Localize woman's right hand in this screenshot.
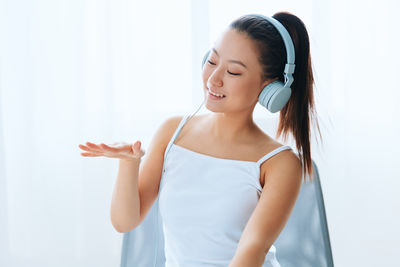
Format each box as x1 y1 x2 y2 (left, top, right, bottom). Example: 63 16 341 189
78 141 145 161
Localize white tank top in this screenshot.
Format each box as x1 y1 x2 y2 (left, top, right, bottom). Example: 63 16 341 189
159 114 292 267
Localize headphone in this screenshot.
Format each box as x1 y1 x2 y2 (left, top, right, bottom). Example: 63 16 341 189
202 14 296 113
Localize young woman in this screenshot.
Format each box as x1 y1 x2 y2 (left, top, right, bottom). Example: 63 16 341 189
79 11 321 267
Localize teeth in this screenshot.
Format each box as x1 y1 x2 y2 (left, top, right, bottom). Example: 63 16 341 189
209 90 224 97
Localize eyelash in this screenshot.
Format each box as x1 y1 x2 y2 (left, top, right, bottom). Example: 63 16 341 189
207 60 241 76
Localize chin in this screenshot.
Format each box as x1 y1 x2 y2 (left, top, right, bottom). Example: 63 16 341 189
204 99 224 113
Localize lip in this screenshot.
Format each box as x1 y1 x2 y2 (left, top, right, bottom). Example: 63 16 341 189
207 88 226 97
207 88 226 100
208 90 225 100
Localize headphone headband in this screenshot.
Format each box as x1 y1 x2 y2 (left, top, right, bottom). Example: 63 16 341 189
247 14 296 87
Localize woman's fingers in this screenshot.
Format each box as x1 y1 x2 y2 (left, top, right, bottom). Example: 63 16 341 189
79 144 94 152
99 143 119 153
81 152 104 157
85 142 104 152
79 143 103 154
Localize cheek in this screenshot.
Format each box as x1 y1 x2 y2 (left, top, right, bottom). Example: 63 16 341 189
230 80 258 97
231 84 261 106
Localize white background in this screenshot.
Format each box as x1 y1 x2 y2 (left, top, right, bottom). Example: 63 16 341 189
0 0 399 266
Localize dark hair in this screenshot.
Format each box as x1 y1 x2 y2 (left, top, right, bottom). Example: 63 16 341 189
229 11 322 182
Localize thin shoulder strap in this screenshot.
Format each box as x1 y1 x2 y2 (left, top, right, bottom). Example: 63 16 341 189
170 114 191 144
164 114 191 158
156 114 190 265
256 145 293 166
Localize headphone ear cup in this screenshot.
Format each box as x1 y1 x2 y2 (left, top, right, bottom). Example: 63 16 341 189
269 86 292 113
258 81 283 109
258 80 292 113
202 50 211 69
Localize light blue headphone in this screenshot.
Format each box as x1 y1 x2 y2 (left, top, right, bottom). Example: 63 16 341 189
202 14 296 113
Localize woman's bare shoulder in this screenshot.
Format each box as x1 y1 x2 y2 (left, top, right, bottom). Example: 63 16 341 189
153 115 185 148
159 114 206 145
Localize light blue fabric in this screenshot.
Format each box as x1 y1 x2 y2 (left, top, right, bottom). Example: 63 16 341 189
273 160 335 267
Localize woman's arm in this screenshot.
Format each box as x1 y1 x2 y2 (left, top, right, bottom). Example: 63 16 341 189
110 116 184 233
110 158 141 233
229 150 303 267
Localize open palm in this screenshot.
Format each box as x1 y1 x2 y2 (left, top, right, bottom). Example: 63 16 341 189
78 141 145 161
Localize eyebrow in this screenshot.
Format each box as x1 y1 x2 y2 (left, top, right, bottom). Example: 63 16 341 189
212 48 248 69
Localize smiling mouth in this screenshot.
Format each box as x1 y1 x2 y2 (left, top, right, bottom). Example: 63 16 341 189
207 88 226 98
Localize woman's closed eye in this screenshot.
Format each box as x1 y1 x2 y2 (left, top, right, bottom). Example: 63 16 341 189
207 60 241 76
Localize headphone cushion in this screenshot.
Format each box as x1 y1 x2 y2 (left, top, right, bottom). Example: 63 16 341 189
268 86 292 113
202 50 211 68
258 81 283 107
258 80 292 113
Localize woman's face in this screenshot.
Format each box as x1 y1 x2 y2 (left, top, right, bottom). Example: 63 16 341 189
202 28 271 113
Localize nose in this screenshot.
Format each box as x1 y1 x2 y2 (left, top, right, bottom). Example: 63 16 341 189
207 68 223 88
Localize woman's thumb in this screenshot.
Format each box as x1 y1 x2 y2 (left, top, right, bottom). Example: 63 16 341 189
133 140 145 155
132 141 140 151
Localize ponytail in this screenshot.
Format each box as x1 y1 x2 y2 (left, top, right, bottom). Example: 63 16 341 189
229 11 322 182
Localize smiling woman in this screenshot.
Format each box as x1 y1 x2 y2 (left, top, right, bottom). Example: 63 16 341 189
157 11 320 267
80 10 321 267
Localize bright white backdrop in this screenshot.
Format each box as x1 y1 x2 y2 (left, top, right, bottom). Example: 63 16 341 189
0 0 399 266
